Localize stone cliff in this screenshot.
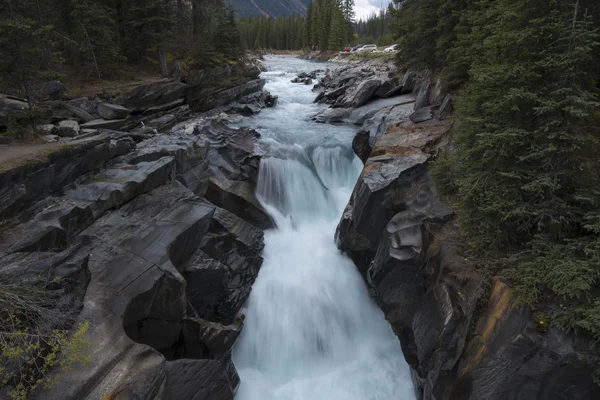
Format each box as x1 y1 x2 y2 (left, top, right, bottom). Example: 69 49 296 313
318 60 600 400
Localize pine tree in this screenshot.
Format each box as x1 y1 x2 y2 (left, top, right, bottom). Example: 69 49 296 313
328 1 346 51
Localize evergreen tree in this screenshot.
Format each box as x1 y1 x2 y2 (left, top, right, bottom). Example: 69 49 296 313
328 1 346 51
430 0 600 339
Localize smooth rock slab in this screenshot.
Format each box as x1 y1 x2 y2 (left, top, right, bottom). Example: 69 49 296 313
97 102 130 120
81 118 127 131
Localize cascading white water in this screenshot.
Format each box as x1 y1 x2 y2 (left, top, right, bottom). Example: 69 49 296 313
232 56 415 400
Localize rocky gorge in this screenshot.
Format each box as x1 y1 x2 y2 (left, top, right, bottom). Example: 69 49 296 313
313 58 600 399
0 56 276 399
1 52 598 400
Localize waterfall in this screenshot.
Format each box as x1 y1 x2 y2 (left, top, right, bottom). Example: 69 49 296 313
232 55 414 400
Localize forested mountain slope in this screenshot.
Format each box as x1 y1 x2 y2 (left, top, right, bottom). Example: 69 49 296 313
226 0 310 17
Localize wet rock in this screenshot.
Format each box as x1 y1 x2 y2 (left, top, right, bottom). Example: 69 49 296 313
57 120 80 137
163 359 235 400
314 107 352 124
97 102 130 120
336 118 454 274
184 206 264 324
198 121 272 229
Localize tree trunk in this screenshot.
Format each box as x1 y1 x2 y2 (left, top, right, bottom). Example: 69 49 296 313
158 48 169 78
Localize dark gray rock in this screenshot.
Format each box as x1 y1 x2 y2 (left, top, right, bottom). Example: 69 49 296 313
448 279 600 400
0 133 134 221
81 118 127 131
163 360 234 400
335 79 381 108
314 108 352 124
118 80 186 113
64 98 100 115
60 102 95 122
197 122 272 229
0 96 28 127
97 102 130 120
57 120 80 137
336 118 454 274
34 80 67 101
409 106 434 123
143 98 185 115
437 94 454 120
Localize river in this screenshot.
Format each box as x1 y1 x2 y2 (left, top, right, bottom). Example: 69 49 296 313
231 55 414 400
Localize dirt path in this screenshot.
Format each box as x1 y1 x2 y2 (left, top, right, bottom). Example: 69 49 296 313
0 143 59 170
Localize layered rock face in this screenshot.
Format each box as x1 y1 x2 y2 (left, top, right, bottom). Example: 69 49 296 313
330 64 600 399
0 118 270 399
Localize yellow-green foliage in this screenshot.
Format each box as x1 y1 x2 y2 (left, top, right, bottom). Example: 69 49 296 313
0 285 90 399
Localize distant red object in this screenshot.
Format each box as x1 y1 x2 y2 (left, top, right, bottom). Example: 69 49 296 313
343 46 352 52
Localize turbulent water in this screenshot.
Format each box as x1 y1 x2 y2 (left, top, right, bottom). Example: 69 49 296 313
232 56 414 400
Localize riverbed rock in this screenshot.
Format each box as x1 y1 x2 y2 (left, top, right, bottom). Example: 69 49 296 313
335 79 382 108
97 102 130 120
197 121 273 229
336 117 454 273
1 115 267 398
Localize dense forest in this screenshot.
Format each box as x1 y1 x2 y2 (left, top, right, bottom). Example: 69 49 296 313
238 0 355 51
225 0 311 17
390 0 600 342
0 0 240 103
354 8 393 46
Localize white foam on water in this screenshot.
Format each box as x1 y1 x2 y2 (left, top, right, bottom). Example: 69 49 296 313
232 55 415 400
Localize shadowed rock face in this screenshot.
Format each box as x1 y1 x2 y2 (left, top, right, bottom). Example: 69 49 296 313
334 64 600 399
0 120 268 400
336 118 454 275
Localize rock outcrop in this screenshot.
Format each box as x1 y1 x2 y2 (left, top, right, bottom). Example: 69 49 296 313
0 118 268 399
332 63 600 399
314 59 401 108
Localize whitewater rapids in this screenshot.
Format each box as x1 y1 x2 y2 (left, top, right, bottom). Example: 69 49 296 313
232 55 414 400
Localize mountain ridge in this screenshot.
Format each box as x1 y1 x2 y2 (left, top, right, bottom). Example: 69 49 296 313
225 0 310 17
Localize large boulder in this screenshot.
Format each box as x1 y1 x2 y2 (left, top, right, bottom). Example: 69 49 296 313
0 96 28 127
33 80 67 101
56 120 80 137
335 79 382 108
197 121 273 229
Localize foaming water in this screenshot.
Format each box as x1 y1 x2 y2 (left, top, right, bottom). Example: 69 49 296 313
232 55 414 400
